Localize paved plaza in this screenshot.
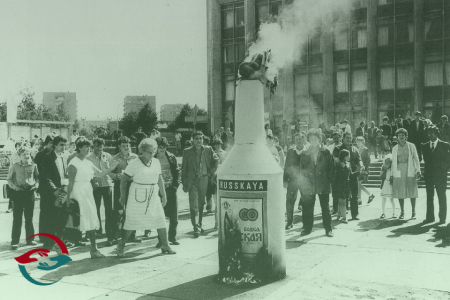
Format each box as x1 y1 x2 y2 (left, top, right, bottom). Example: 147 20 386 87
0 187 449 300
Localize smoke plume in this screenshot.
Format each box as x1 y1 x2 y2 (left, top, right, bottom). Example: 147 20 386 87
246 0 353 82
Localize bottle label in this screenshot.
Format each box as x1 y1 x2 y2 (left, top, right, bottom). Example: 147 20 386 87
218 180 267 192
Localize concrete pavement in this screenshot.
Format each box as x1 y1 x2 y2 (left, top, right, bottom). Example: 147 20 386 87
0 187 449 300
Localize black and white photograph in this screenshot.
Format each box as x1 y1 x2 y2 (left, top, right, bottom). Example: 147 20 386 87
0 0 450 299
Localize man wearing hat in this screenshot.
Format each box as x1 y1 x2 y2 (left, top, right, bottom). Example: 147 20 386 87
438 115 450 143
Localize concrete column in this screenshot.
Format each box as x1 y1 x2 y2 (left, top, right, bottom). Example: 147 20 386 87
367 0 378 123
322 30 334 128
414 0 424 113
207 0 223 134
245 0 256 45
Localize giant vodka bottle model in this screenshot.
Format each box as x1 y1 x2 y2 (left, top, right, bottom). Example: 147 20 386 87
217 80 286 282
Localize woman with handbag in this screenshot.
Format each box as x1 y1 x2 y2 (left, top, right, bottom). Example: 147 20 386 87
356 136 375 204
65 137 118 258
116 138 175 257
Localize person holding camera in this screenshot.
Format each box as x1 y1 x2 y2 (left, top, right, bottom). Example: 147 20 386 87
7 146 39 250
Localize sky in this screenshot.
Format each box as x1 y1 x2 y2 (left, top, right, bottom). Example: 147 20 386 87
0 0 207 120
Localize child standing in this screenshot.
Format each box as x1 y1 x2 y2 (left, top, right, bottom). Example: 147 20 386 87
7 146 39 250
332 149 351 224
376 129 384 162
380 155 395 219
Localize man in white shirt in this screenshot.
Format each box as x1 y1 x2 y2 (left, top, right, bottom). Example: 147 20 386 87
327 131 342 158
284 132 306 229
340 120 352 134
70 130 79 143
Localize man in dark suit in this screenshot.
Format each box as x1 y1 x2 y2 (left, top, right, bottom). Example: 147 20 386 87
284 132 306 230
392 116 409 136
438 115 450 143
40 136 68 250
300 129 335 237
380 116 392 140
409 111 426 162
355 121 367 138
367 121 378 159
422 126 450 225
181 131 219 237
34 135 54 242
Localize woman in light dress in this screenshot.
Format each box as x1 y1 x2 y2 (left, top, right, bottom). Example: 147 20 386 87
116 138 175 257
65 137 118 258
391 128 421 220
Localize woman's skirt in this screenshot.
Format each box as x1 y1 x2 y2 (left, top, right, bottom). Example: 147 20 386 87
392 162 418 199
70 181 100 232
124 182 166 230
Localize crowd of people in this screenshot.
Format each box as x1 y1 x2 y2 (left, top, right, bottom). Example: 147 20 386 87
5 127 231 257
281 111 450 240
5 110 450 256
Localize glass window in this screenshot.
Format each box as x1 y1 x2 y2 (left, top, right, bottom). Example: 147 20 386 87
352 69 367 91
310 73 323 94
336 70 349 92
379 67 394 90
235 43 245 64
270 1 282 16
294 74 309 97
310 33 322 53
335 29 349 50
378 26 393 46
223 45 234 64
235 7 244 27
397 65 414 88
256 4 269 24
425 62 443 86
378 0 393 4
225 76 236 101
352 28 367 48
445 62 450 85
425 18 443 40
223 10 234 29
396 22 414 43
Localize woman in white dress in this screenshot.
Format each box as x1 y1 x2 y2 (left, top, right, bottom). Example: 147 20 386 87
65 137 118 258
117 138 175 257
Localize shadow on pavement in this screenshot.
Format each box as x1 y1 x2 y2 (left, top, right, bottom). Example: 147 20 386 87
386 223 435 238
356 218 406 231
429 226 450 248
40 247 164 281
135 275 257 300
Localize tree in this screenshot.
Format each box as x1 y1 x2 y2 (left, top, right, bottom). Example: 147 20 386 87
119 112 138 137
119 104 158 137
14 87 71 124
73 119 80 131
17 88 39 121
79 126 94 139
168 104 207 132
136 103 158 134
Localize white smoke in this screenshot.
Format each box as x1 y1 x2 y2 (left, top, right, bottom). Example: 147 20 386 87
246 0 353 82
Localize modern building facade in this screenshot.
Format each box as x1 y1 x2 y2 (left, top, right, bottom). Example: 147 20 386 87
207 0 450 133
160 104 184 122
124 95 156 115
42 92 77 122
